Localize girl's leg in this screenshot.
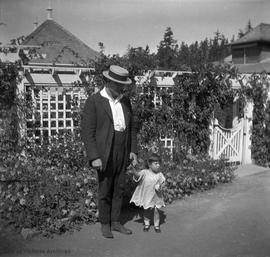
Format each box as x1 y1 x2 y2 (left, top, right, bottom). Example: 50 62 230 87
154 207 160 227
143 208 152 231
154 207 161 232
143 208 151 226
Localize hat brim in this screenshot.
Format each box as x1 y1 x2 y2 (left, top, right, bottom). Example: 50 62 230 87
102 70 132 85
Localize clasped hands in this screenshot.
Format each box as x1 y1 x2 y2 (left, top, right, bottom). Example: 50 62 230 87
154 183 165 193
91 152 138 172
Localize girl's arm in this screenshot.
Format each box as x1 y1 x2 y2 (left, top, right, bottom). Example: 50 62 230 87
127 165 145 182
127 164 141 179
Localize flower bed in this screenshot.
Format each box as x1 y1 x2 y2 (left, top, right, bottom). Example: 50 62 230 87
162 155 235 203
0 133 98 237
0 134 235 237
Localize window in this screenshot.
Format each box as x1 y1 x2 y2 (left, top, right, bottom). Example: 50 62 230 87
232 49 244 64
246 47 259 63
25 85 87 141
160 135 174 155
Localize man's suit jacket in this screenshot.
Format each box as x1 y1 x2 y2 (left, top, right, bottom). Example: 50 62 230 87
81 91 137 171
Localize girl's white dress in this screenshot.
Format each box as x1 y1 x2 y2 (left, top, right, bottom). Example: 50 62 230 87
130 169 166 209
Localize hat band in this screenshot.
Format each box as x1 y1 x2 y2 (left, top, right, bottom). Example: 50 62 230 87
108 70 127 82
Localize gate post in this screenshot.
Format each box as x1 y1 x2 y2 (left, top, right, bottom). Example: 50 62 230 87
209 118 218 159
208 118 214 159
242 101 253 164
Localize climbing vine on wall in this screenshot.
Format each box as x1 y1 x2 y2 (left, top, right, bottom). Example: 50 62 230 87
0 62 22 154
132 63 239 160
240 72 270 166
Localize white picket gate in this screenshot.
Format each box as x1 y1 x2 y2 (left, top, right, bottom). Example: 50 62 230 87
211 119 244 163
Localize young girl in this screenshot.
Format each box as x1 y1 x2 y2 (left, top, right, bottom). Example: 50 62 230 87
129 153 166 233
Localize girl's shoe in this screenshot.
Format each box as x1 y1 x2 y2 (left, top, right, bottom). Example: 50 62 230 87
154 226 161 233
143 224 150 232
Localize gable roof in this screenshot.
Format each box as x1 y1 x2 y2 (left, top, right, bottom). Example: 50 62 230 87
231 23 270 46
22 19 99 66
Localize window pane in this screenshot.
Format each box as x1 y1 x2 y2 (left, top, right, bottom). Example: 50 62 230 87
51 103 56 109
51 121 56 127
35 130 41 137
43 130 48 137
51 112 56 119
50 95 56 102
59 112 64 118
43 103 48 110
43 121 48 128
66 120 71 127
66 95 71 109
58 120 64 127
58 94 63 101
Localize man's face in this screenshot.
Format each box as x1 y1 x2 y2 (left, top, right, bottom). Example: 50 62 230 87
107 81 126 98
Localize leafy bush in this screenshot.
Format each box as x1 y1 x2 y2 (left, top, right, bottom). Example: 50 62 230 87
0 131 235 237
0 132 98 237
162 154 235 203
238 72 270 166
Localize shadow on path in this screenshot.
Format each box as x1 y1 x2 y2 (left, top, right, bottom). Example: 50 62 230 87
120 204 167 227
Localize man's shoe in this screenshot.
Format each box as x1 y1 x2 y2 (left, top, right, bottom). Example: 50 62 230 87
111 222 132 235
101 224 114 238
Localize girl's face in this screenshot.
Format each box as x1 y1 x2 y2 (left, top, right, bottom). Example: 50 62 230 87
149 161 160 173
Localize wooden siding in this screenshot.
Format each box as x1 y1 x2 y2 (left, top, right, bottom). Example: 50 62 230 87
245 47 260 63
232 48 244 64
260 45 270 61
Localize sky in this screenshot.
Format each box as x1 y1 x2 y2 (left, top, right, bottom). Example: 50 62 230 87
0 0 269 56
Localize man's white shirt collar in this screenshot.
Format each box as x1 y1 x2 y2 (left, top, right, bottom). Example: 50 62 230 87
100 87 123 103
100 87 126 131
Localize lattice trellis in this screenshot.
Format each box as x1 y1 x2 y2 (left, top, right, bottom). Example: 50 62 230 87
25 84 87 140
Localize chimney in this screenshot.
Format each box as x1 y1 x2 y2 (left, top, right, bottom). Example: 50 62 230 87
47 0 53 20
33 18 38 30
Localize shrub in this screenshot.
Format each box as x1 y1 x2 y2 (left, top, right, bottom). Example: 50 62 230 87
162 154 235 204
1 132 235 237
0 132 98 237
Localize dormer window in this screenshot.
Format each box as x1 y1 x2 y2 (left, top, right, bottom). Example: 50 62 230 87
232 44 260 64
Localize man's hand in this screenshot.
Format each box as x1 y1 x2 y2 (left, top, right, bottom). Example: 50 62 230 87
129 152 138 167
91 158 103 171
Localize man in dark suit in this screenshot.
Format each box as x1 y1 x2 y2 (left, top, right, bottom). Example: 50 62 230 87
81 65 138 238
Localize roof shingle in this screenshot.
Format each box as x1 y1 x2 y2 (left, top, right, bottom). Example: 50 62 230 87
22 19 99 66
231 23 270 46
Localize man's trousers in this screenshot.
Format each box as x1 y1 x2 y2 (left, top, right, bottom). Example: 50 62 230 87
97 130 127 224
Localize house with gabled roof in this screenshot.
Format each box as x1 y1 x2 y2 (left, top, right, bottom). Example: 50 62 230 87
2 6 100 141
229 23 270 73
21 17 98 66
213 23 270 165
